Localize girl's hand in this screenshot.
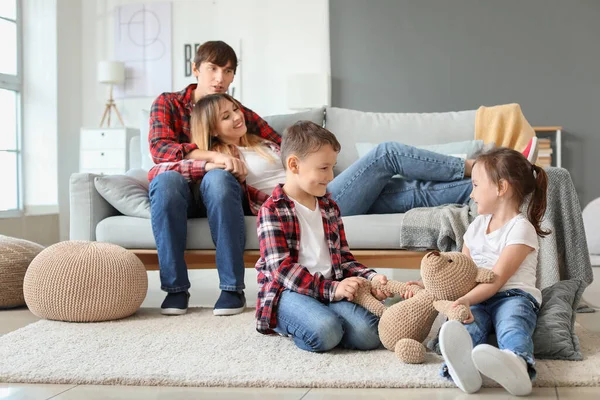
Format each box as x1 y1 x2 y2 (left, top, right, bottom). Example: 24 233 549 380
399 280 424 299
370 274 392 300
452 297 474 324
333 277 365 302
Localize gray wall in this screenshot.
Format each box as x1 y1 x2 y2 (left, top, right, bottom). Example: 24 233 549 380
330 0 600 207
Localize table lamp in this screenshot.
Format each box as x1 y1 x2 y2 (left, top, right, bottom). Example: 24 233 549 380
98 61 125 127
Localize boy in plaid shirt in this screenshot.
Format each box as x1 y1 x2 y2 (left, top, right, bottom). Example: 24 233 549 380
255 121 392 352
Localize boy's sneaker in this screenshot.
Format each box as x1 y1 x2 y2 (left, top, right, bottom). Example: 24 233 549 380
522 136 539 164
213 290 246 316
161 291 190 316
471 344 532 396
439 320 482 394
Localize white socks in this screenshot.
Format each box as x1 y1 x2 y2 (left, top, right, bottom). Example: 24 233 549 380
439 320 533 396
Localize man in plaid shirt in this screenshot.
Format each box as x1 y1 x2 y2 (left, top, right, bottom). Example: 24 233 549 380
148 41 278 316
255 121 392 352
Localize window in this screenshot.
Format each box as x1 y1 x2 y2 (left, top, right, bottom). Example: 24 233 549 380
0 0 22 214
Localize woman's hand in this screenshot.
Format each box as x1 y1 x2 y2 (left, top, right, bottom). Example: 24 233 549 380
333 277 365 302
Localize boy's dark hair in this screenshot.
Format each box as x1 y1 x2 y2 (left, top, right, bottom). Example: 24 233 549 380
281 121 341 169
194 41 238 73
475 147 550 237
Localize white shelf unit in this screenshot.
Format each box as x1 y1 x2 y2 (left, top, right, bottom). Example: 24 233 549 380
80 127 140 174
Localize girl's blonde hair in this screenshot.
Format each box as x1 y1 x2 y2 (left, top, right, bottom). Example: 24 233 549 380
475 147 550 237
190 93 275 161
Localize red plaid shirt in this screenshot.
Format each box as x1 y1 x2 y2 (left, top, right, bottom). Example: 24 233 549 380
147 84 282 215
255 185 377 334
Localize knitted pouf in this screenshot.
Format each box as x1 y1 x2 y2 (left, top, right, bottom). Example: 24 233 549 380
23 241 148 322
0 235 45 309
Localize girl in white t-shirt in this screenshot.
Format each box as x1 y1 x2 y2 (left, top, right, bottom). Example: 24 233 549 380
438 147 549 396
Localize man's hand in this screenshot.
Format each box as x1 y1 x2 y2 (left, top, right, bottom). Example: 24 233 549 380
333 277 366 302
208 153 248 183
370 274 392 301
223 157 248 183
205 162 225 172
452 297 474 324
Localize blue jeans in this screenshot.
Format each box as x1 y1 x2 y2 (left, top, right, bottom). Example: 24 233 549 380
327 142 473 216
441 289 540 380
273 290 381 352
149 170 246 293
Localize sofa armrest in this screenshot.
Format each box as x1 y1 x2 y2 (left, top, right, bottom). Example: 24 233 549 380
69 173 120 241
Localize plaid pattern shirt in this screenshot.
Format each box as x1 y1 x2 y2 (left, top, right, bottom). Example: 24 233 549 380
147 84 281 215
255 185 377 334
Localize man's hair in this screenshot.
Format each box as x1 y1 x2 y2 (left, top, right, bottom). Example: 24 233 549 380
281 121 341 169
194 41 238 73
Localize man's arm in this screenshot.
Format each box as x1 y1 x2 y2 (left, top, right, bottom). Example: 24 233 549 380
148 94 200 163
257 204 339 301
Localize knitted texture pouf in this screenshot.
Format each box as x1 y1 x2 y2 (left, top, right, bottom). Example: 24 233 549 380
23 241 148 322
0 235 45 309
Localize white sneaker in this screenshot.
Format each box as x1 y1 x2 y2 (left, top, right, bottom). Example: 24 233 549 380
439 320 482 394
471 344 532 396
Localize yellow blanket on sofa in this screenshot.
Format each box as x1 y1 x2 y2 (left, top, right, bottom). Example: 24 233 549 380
475 103 535 151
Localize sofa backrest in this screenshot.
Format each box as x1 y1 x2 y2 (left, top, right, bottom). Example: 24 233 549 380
134 106 477 174
324 107 477 173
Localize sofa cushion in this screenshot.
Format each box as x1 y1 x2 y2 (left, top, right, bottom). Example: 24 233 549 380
325 107 477 173
94 172 151 219
96 213 406 250
263 107 325 135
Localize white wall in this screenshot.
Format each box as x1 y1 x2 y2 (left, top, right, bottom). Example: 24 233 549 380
81 0 331 131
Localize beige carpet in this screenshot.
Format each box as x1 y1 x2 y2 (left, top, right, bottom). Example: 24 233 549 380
1 308 599 388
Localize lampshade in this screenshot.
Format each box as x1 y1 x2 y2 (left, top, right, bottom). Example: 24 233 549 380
287 73 331 110
97 61 125 84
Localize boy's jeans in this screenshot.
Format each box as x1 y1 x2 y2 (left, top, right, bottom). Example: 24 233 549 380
149 170 246 293
441 289 540 380
327 142 473 216
273 290 381 352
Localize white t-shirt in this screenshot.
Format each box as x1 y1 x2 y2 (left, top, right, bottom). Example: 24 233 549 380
290 197 333 279
237 146 286 195
464 214 542 305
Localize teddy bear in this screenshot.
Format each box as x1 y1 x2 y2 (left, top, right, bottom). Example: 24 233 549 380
352 251 495 364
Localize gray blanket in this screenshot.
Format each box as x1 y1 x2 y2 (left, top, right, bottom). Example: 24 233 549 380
399 167 593 291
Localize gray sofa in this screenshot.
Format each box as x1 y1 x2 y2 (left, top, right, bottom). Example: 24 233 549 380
69 106 477 262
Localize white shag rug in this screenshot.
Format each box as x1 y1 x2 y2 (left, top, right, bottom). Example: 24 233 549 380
1 308 599 388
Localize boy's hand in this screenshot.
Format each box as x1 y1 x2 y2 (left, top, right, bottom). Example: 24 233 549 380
452 297 474 324
333 277 365 302
370 274 392 301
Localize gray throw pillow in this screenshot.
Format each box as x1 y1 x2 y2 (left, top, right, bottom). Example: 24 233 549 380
532 279 584 360
427 280 585 361
94 173 151 219
263 107 325 136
